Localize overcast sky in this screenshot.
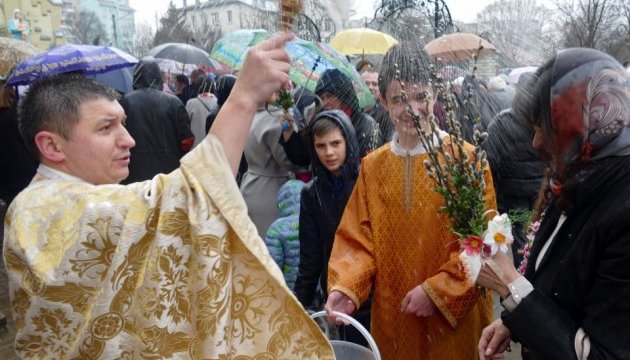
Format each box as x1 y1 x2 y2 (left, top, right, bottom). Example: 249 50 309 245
129 0 496 30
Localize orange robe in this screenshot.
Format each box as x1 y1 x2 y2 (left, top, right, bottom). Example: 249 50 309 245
328 139 495 359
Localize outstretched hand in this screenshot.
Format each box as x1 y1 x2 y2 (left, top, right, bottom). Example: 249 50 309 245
231 33 293 110
325 291 356 325
210 33 293 175
401 284 436 317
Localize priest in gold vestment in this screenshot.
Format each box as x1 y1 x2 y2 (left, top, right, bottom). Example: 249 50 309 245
326 42 495 359
3 35 333 359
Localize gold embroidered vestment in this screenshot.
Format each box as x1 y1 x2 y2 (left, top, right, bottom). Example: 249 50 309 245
4 136 333 359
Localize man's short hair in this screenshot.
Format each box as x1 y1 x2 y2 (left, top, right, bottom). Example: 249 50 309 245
378 42 433 99
18 74 120 157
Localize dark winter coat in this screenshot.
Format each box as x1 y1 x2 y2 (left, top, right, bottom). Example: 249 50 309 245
352 110 382 157
483 109 545 265
294 110 361 308
295 110 372 345
0 102 37 204
278 90 320 167
502 155 630 359
120 59 194 184
367 102 394 142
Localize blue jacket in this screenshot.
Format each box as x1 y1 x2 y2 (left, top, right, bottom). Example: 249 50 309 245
264 179 305 290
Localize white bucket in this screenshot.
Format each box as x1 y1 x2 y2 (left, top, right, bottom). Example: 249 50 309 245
310 311 381 360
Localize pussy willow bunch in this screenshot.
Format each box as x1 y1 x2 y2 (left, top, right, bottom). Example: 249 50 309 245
396 60 489 239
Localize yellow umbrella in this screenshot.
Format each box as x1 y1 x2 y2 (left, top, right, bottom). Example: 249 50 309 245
329 28 398 56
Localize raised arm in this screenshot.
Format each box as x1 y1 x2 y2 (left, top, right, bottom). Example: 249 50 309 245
209 34 292 175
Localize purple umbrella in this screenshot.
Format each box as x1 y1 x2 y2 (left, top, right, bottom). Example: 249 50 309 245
6 44 137 86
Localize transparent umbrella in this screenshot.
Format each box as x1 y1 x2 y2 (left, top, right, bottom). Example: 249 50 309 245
147 43 226 72
211 30 375 108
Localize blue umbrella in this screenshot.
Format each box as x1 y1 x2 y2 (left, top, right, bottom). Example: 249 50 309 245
6 44 138 86
88 67 134 94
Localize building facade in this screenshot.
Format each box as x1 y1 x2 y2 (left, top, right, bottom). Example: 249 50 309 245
76 0 135 52
0 0 66 49
181 0 336 42
182 0 277 35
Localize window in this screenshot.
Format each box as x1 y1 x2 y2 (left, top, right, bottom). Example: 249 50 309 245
211 12 219 25
227 10 232 23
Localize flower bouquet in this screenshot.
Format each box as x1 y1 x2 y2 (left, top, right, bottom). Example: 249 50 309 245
399 65 514 285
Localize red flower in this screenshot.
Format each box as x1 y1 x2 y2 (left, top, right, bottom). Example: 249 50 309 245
461 235 483 255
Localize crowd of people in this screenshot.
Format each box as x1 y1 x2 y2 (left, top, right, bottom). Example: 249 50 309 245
1 31 630 359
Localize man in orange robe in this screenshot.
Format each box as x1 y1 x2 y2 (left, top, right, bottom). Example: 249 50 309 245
325 42 495 359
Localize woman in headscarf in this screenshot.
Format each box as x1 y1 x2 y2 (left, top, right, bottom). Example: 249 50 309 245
476 48 630 359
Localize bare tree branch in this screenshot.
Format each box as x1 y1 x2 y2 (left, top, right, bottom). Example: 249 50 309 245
476 0 552 66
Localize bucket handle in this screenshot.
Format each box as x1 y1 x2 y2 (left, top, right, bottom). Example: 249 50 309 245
310 310 381 360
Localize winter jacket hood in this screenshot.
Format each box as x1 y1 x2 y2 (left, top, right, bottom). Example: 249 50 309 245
306 110 360 192
276 179 305 217
132 58 163 91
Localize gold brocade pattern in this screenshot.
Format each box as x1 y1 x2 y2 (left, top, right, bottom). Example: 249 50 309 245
328 140 495 360
4 137 333 359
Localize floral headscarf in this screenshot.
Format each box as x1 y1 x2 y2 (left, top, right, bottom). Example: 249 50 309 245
549 48 630 169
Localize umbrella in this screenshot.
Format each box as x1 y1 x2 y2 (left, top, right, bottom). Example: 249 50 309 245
210 29 271 69
6 44 138 86
211 30 374 108
0 37 41 79
89 67 134 94
154 58 199 76
147 43 226 71
329 28 398 56
425 33 496 62
506 66 538 85
287 40 374 107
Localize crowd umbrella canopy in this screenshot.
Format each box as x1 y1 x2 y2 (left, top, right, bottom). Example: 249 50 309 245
211 29 375 108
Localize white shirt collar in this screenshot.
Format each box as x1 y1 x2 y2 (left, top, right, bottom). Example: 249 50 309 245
390 130 448 157
38 164 90 184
